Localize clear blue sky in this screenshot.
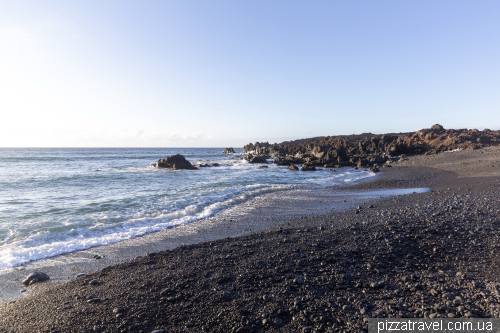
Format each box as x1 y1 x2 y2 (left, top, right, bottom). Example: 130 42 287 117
1 1 499 147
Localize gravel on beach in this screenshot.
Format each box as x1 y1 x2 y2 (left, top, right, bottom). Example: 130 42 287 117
0 147 499 333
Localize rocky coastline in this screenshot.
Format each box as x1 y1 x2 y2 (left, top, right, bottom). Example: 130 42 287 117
0 145 499 332
223 148 236 154
243 125 500 170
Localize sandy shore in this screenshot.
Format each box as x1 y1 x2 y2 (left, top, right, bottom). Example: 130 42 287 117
0 147 499 332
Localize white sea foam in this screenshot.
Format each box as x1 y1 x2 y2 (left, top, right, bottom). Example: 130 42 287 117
0 148 376 270
0 183 293 269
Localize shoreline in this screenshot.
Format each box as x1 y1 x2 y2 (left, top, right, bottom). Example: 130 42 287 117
0 147 499 332
0 172 406 302
0 165 375 301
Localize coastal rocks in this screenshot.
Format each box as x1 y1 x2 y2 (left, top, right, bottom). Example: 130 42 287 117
431 124 445 132
153 154 198 170
223 148 235 154
22 272 50 286
301 164 316 171
274 156 304 166
310 145 330 159
243 125 500 169
288 165 299 171
243 141 283 156
245 154 268 164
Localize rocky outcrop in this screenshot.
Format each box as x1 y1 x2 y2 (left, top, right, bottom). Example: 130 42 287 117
274 156 305 166
22 272 50 286
222 148 235 154
288 165 299 171
153 154 198 170
301 164 316 171
245 154 268 164
243 125 500 170
243 142 284 157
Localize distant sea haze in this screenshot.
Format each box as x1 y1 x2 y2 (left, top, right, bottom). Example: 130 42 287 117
0 148 374 269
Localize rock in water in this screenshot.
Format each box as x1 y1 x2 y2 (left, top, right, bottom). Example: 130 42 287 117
288 165 299 171
223 148 235 154
245 154 268 164
154 154 198 170
22 272 50 286
301 164 316 171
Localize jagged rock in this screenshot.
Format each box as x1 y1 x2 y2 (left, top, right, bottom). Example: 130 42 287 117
311 145 330 159
301 164 316 171
370 165 380 173
274 156 304 166
196 163 210 167
243 125 500 168
223 148 235 154
22 272 50 286
431 124 445 132
245 154 268 164
288 165 299 171
154 155 198 170
357 160 368 168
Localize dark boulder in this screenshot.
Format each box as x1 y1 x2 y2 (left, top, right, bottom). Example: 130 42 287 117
245 154 268 164
356 160 368 168
274 156 304 166
288 165 299 171
154 154 198 170
301 164 316 171
431 124 445 132
22 272 50 286
223 148 235 154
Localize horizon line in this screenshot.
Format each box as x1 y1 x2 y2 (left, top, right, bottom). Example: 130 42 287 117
0 147 244 149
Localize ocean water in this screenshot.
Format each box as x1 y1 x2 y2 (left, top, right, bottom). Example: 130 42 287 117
0 148 374 270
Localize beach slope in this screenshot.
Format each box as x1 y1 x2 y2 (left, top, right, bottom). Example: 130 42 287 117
0 147 499 333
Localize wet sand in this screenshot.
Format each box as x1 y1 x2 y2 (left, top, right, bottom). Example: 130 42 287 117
0 147 499 332
1 178 415 301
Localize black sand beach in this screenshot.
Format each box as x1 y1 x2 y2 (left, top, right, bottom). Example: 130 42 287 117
1 146 500 333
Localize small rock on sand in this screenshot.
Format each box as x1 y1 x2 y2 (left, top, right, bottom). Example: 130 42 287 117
22 272 50 286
